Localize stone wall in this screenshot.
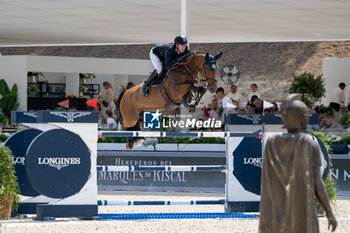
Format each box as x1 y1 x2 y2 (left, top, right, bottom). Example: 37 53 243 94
1 40 350 101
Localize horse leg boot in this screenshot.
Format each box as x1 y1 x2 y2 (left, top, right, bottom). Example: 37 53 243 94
142 69 158 96
194 86 207 105
182 85 198 109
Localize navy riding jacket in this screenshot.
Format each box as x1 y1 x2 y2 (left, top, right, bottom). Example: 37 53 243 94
152 44 191 69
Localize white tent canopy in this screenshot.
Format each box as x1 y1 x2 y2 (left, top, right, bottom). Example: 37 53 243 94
0 0 349 46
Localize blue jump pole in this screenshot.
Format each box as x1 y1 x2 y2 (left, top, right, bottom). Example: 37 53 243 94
96 165 227 172
98 212 258 220
98 199 226 206
99 131 261 138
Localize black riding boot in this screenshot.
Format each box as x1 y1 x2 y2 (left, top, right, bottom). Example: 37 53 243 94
142 69 158 96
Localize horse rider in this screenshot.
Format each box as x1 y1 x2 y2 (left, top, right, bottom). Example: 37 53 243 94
142 35 191 96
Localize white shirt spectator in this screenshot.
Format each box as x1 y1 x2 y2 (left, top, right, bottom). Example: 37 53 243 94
331 87 345 104
106 117 117 128
226 92 243 105
247 91 261 102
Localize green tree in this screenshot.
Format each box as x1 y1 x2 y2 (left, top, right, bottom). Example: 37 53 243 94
340 114 350 128
289 72 326 107
311 130 337 205
0 79 19 123
0 146 20 216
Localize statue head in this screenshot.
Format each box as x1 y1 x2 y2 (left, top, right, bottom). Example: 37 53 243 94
281 94 309 132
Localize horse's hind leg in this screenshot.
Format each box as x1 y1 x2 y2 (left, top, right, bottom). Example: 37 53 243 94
133 122 145 148
125 122 144 150
125 125 137 150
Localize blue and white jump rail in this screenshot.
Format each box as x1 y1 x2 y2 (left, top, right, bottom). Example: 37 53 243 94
98 199 226 206
97 165 227 172
99 131 261 138
98 212 258 220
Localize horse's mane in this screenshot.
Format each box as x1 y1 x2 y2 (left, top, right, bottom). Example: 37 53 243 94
179 50 205 65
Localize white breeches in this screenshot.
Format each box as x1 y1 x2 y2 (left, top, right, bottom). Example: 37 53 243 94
149 48 163 74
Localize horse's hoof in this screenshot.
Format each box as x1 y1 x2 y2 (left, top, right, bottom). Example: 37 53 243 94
134 138 145 147
195 99 201 106
126 141 134 150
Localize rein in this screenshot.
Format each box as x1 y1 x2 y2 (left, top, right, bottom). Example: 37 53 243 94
173 51 214 85
173 65 199 83
160 52 216 106
201 64 217 85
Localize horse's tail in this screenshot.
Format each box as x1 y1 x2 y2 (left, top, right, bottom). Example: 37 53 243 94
117 90 125 121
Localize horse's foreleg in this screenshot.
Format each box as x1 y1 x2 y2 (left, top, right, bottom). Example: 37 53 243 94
182 84 206 108
195 85 207 105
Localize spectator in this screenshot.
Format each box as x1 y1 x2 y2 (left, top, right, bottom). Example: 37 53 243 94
100 101 108 122
330 82 346 112
238 108 246 114
226 84 242 105
246 102 257 114
269 102 279 113
318 108 332 129
99 81 116 118
97 103 102 127
114 110 123 130
105 110 117 129
233 101 240 112
208 99 220 120
216 87 235 122
313 101 322 113
247 83 261 102
252 97 264 113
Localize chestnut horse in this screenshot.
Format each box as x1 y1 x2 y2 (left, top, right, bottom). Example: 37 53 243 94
120 51 223 148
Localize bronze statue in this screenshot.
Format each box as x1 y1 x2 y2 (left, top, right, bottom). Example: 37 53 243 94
259 94 337 233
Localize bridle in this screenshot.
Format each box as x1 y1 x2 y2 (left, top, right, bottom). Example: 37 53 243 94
175 52 218 87
200 60 218 88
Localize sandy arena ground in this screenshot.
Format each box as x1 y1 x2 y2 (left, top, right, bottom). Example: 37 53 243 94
1 191 350 233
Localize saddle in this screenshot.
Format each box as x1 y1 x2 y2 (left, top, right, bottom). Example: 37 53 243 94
149 57 192 87
150 65 167 87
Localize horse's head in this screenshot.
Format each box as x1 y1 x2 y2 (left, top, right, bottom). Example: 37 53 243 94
202 52 223 93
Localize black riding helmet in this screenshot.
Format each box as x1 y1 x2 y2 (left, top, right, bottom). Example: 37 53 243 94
174 35 187 45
